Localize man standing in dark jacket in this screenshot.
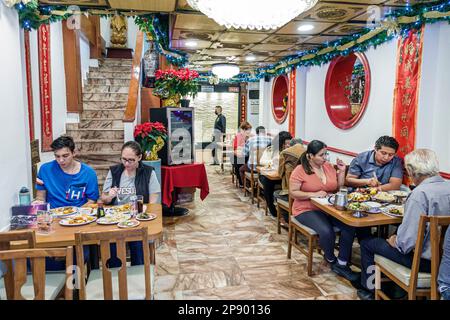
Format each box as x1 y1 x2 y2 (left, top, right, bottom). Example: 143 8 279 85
211 105 226 165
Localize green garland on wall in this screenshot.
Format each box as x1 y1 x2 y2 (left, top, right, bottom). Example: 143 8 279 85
12 0 188 67
255 1 450 79
10 0 450 81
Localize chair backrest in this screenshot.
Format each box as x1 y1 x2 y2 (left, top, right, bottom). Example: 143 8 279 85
409 215 430 297
75 227 151 300
0 247 73 300
0 230 36 251
248 145 266 170
430 215 450 300
0 230 36 300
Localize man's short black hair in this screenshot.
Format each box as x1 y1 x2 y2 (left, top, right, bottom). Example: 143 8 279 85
50 135 76 152
256 126 265 135
375 136 399 152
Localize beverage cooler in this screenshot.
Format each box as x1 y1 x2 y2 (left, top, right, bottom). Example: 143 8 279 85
149 107 195 165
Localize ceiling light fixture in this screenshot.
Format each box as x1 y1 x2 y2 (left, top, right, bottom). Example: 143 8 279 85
187 0 319 30
185 40 198 47
297 24 314 32
245 56 256 61
211 63 240 79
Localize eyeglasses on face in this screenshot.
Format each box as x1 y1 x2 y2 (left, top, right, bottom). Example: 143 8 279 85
120 157 137 164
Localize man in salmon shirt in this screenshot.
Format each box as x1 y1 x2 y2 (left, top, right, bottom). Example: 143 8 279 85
289 140 359 281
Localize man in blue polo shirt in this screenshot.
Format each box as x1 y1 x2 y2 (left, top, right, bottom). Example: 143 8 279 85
33 135 99 207
346 136 403 192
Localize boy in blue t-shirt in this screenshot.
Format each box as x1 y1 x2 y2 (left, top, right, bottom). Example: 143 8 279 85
33 136 99 207
32 135 98 271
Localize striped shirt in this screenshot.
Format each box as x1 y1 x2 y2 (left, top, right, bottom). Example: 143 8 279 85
244 135 272 166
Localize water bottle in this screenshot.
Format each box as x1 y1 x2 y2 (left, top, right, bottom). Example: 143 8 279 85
19 187 31 206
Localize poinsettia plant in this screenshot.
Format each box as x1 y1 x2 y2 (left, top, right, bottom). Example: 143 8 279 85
134 122 168 160
153 68 199 99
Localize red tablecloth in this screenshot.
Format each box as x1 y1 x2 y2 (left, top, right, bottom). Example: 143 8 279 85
161 163 209 207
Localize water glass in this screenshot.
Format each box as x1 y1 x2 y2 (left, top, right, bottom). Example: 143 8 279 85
36 210 53 234
129 195 138 217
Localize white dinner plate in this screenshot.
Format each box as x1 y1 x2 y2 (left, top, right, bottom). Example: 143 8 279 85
59 216 97 227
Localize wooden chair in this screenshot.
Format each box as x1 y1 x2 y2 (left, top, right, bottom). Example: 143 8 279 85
286 197 323 276
256 178 268 215
243 146 264 204
0 246 73 300
374 215 433 300
276 194 291 234
75 227 153 300
430 215 450 300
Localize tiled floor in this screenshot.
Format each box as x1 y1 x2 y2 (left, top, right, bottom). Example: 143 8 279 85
154 164 360 300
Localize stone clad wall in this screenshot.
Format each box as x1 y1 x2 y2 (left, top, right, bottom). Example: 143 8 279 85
191 92 239 144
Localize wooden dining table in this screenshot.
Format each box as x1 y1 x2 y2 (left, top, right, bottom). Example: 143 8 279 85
311 198 402 228
12 204 163 263
256 166 281 181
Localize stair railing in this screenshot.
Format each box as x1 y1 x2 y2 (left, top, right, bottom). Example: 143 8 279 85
123 31 144 142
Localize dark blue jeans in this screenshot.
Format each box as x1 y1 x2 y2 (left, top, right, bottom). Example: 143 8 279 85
107 241 144 267
295 210 356 264
442 289 450 300
360 237 431 291
259 175 281 217
27 246 90 272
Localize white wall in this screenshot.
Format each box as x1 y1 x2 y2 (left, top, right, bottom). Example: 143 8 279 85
0 4 31 229
295 67 308 140
100 17 110 48
79 33 91 86
29 22 68 163
417 22 450 173
303 39 398 161
260 22 450 172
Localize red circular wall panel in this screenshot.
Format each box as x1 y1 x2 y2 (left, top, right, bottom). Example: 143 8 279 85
272 75 289 124
325 52 371 130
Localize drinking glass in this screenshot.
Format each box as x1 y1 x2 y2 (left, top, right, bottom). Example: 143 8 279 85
129 195 138 217
136 195 144 214
36 210 53 234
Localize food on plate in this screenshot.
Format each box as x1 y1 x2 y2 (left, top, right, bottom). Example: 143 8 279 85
388 206 404 216
348 192 371 202
118 220 140 228
347 202 369 211
107 204 132 215
64 214 95 225
389 190 409 197
136 212 157 221
372 192 396 202
50 206 77 216
97 213 131 224
356 187 379 196
137 212 150 219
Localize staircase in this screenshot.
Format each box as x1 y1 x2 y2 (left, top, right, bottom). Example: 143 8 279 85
66 58 132 188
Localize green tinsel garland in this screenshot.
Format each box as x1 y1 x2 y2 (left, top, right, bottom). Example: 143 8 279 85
11 0 450 82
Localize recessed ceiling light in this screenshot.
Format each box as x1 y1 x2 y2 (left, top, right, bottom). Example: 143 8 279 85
297 24 314 32
185 40 198 47
245 56 256 61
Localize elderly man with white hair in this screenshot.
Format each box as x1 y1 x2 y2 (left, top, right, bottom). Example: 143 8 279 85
357 149 450 300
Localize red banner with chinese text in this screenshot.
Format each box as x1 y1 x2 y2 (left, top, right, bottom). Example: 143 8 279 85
392 27 424 159
24 30 35 141
38 24 53 152
288 68 297 136
240 85 247 124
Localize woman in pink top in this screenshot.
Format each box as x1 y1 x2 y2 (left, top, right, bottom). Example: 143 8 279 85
232 121 252 187
289 140 358 282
